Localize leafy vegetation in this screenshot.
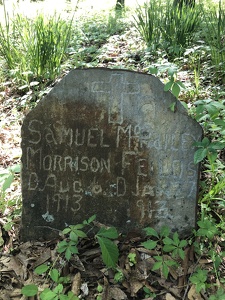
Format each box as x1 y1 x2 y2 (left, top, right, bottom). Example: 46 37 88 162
0 0 225 299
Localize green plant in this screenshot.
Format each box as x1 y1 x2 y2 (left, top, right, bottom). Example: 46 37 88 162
0 0 22 70
141 226 186 279
149 63 185 99
189 268 208 293
209 288 225 300
128 252 137 266
209 249 225 284
203 0 225 81
22 266 77 299
0 10 74 84
0 164 20 196
196 217 218 240
160 0 202 58
0 164 21 219
95 226 119 269
21 216 120 298
21 216 97 299
163 232 187 260
142 286 156 299
141 226 170 250
184 45 205 96
133 0 162 52
194 137 225 165
114 269 125 283
19 13 74 81
152 255 178 279
193 98 225 166
58 214 96 261
96 284 103 300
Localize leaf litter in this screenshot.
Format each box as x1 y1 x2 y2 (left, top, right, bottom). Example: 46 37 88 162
0 2 225 299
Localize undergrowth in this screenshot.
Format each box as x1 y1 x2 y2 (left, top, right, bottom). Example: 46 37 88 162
0 0 225 299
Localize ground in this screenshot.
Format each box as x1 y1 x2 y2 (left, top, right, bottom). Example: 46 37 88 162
0 0 224 299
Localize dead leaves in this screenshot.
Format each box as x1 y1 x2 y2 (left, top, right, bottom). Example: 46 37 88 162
0 224 223 300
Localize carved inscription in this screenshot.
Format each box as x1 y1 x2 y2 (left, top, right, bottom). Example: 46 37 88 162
21 69 202 240
25 117 197 225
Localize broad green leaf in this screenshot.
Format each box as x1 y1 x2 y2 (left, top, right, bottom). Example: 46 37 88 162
154 255 163 262
152 261 162 271
165 260 177 267
214 119 225 127
169 101 177 112
162 263 169 279
69 244 78 254
195 104 204 115
2 174 14 191
73 224 85 230
97 227 118 239
179 240 187 248
69 231 79 242
142 240 157 250
178 248 185 260
209 141 225 150
60 295 68 300
194 148 207 164
9 164 21 173
208 151 218 164
201 137 210 147
172 83 180 98
164 81 173 92
206 103 221 117
34 264 49 275
67 291 79 300
173 232 180 245
143 227 159 238
163 237 173 245
163 244 176 252
57 240 68 253
50 269 59 283
65 248 72 261
160 226 170 238
83 214 96 224
53 284 63 293
21 284 38 296
148 66 158 75
73 229 87 238
97 236 119 268
62 228 71 234
40 288 56 300
168 66 178 76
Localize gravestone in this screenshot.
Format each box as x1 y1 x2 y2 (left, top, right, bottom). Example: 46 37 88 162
20 68 202 241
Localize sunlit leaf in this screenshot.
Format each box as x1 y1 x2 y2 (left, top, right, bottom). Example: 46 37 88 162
21 284 38 297
194 148 207 164
142 240 157 250
34 264 49 275
97 227 118 239
96 236 119 268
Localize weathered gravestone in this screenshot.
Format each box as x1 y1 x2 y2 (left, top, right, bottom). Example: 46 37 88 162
20 68 202 241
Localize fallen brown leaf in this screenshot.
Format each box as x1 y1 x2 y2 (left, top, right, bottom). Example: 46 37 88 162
166 292 177 300
110 286 127 299
188 285 204 300
71 272 81 296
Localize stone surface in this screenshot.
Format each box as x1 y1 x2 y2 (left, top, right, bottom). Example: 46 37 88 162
20 68 202 241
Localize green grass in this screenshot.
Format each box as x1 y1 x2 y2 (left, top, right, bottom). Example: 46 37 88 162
0 4 74 84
